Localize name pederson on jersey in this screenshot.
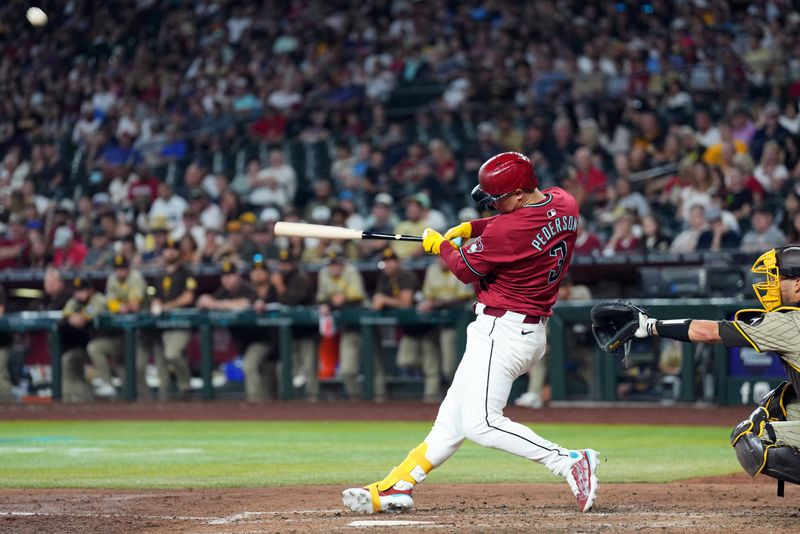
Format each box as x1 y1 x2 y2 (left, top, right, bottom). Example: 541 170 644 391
440 187 578 317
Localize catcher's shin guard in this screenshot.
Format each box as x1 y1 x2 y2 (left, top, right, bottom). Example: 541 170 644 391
366 442 433 512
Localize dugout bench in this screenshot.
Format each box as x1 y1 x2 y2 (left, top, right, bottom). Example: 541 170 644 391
0 299 782 405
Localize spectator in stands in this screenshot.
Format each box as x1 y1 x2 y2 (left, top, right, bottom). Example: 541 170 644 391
753 140 789 193
741 206 787 253
573 216 602 256
677 161 716 221
150 237 197 400
694 110 720 149
61 277 106 402
83 228 115 268
417 255 474 384
696 207 741 252
149 182 187 230
750 102 792 162
606 177 650 220
570 146 609 210
269 250 317 401
250 150 297 207
360 193 397 259
87 254 147 399
37 267 72 311
779 101 800 135
393 194 432 259
52 226 87 268
316 250 382 401
670 205 707 254
188 188 223 232
702 120 748 168
602 214 639 256
638 215 671 254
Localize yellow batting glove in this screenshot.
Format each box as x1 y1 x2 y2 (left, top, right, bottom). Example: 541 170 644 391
422 228 450 255
443 222 472 243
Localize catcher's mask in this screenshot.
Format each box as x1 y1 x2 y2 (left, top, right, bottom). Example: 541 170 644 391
752 247 800 311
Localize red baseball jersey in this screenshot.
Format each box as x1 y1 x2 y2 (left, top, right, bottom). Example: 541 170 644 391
440 187 578 317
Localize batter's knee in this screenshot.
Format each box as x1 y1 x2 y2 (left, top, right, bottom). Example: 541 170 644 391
461 412 500 448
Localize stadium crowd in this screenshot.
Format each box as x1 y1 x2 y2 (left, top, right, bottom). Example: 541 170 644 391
1 0 800 400
1 0 800 271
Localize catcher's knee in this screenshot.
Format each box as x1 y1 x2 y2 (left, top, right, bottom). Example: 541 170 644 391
759 381 796 420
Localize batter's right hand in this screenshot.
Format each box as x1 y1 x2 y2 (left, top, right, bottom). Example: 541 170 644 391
443 222 472 243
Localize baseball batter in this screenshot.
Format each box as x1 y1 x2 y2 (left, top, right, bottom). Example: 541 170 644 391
626 246 800 493
342 152 599 514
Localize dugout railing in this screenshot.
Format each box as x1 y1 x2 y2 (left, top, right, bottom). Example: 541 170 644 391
0 299 781 405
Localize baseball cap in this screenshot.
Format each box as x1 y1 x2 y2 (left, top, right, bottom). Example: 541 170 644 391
92 192 110 206
381 247 399 261
188 188 205 200
325 249 344 265
226 220 242 233
406 193 431 209
56 198 75 214
338 190 356 202
252 253 268 271
260 206 282 223
239 212 257 224
53 226 73 248
73 277 92 290
310 205 331 223
220 260 238 274
149 215 170 232
764 102 781 117
375 192 394 207
704 206 722 221
113 254 129 268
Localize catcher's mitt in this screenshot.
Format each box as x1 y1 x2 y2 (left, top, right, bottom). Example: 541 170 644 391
590 301 648 355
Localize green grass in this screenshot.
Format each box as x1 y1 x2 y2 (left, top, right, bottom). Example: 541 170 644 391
0 421 740 489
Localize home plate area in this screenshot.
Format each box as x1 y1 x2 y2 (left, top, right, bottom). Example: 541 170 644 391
0 478 797 533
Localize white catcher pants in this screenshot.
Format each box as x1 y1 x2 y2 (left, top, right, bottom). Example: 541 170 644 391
423 311 575 477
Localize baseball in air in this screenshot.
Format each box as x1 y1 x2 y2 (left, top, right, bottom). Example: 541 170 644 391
26 7 48 26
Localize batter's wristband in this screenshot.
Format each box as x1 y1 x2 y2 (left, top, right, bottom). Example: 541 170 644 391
655 319 692 342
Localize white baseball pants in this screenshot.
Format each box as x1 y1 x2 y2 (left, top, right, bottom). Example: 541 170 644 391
422 311 575 477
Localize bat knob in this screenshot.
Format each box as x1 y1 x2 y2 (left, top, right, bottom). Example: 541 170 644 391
452 237 463 248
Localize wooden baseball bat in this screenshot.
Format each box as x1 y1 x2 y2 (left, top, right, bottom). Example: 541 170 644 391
274 221 423 242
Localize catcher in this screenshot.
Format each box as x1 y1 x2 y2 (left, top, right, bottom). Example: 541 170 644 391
592 246 800 495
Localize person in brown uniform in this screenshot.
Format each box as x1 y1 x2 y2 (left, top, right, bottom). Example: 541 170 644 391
198 260 273 401
61 277 107 401
372 248 439 401
86 254 148 398
151 236 197 399
270 250 317 401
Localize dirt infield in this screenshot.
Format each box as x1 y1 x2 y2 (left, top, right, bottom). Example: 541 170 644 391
2 402 795 533
1 477 797 533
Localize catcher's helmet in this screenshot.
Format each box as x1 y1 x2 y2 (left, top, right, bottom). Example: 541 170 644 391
472 152 537 209
752 246 800 311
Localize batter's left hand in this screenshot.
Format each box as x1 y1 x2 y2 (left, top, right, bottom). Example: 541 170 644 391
422 228 449 255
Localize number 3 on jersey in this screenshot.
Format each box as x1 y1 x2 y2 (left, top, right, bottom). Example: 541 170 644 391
545 240 567 284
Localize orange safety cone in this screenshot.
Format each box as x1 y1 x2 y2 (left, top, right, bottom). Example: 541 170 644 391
318 333 340 379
